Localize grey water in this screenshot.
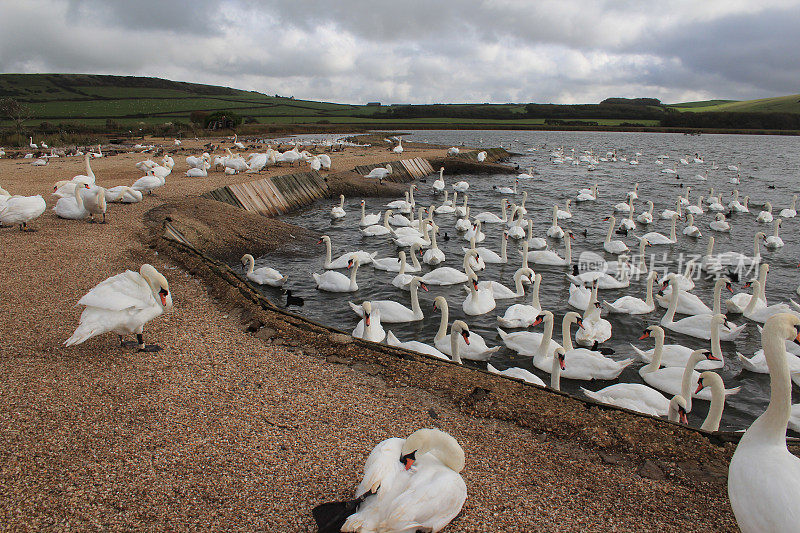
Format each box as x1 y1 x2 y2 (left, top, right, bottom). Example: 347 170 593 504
242 130 800 433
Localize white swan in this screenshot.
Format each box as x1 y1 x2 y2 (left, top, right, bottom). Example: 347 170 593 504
497 273 542 328
330 194 346 219
341 428 467 533
498 310 562 358
351 301 386 343
637 201 654 224
365 163 392 180
603 216 629 254
65 264 173 351
488 345 563 389
358 200 381 226
0 195 46 230
80 185 107 223
756 202 773 223
373 243 422 273
639 343 737 403
686 195 704 216
656 273 727 316
709 213 730 232
524 231 573 266
524 219 547 250
556 199 573 219
691 371 727 431
319 235 375 269
390 251 415 290
53 183 90 219
462 273 496 316
465 230 507 264
576 184 597 202
350 277 427 323
764 219 783 249
241 254 287 286
313 257 360 292
494 179 517 195
386 330 448 360
742 280 800 323
639 213 679 245
432 167 445 193
131 171 165 194
452 180 469 193
632 325 722 370
421 250 476 286
422 223 446 265
433 296 499 359
779 194 797 218
728 314 800 533
474 199 508 224
682 213 702 238
660 197 682 220
660 277 746 340
727 262 768 314
462 219 485 243
602 271 658 315
361 209 393 237
581 381 670 417
104 186 142 204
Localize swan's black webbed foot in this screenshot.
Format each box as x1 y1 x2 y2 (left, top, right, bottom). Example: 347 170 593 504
139 344 162 352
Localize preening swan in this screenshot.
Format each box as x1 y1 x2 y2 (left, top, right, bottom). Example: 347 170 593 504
0 195 46 230
65 264 173 352
728 314 800 533
241 254 287 287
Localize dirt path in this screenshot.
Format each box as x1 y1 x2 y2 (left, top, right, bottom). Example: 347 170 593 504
0 137 738 531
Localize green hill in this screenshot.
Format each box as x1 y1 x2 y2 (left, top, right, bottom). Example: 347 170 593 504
670 94 800 113
0 73 365 126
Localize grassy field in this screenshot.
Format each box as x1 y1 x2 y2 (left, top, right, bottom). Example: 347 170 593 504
670 94 800 113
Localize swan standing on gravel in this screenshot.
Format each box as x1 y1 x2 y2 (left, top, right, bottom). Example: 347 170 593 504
0 195 46 230
104 186 142 204
351 301 386 343
241 254 287 286
65 264 173 352
80 185 107 223
54 183 90 219
313 257 360 292
131 171 165 195
602 271 658 315
365 163 392 180
349 277 427 323
433 296 499 359
339 428 467 533
728 314 800 533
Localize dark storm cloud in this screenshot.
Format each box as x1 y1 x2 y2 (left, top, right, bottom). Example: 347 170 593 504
0 0 798 104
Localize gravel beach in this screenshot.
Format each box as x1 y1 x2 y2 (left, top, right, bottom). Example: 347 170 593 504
0 137 741 531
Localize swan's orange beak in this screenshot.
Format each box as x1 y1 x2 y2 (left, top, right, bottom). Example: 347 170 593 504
159 289 168 307
365 313 370 327
638 330 650 340
558 353 566 371
317 238 323 244
694 379 705 395
420 282 429 292
793 330 800 346
726 283 733 293
461 331 470 345
576 318 584 329
433 302 438 312
744 281 751 289
679 408 688 425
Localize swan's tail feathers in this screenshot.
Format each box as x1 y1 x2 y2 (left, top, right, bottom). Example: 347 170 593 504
630 344 649 361
790 299 800 312
315 492 374 533
565 274 584 287
64 325 99 347
386 330 400 346
496 327 509 341
580 387 601 402
496 317 518 329
485 346 502 355
601 300 621 314
369 251 378 260
725 386 742 397
735 351 755 371
486 363 500 374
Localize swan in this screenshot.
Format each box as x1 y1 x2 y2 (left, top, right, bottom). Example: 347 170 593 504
524 231 573 266
386 331 448 360
525 219 547 250
131 171 165 195
392 138 403 154
756 202 773 223
636 201 654 224
727 263 768 314
742 280 800 323
432 167 445 193
779 194 797 218
660 277 745 340
390 251 415 290
567 260 631 290
494 179 517 195
465 230 508 264
373 243 422 273
350 277 427 323
0 195 46 230
392 221 431 248
576 184 597 202
602 271 658 315
422 223 446 265
29 137 37 149
454 207 471 232
613 194 633 213
79 185 107 223
65 264 173 351
421 250 478 286
474 199 508 224
462 220 485 243
488 344 564 388
330 194 346 219
517 167 534 179
682 213 702 238
737 336 800 374
454 193 469 217
340 428 466 533
433 296 499 359
536 312 632 380
619 207 637 231
764 219 783 249
387 191 411 213
233 134 246 150
556 199 573 219
477 267 532 300
53 183 90 219
506 210 526 240
462 273 496 315
462 235 487 272
568 279 594 312
104 186 142 204
729 192 750 213
603 216 629 253
581 381 670 417
679 187 692 207
728 314 800 533
319 235 376 269
452 180 469 193
690 371 727 431
313 257 360 292
361 210 393 237
632 325 722 370
435 192 456 215
351 301 386 343
497 273 542 328
358 200 380 226
639 341 736 403
660 198 682 220
241 254 287 287
638 213 678 245
365 163 393 181
546 205 564 239
709 212 730 232
498 310 562 357
686 196 704 216
656 274 731 316
575 291 612 347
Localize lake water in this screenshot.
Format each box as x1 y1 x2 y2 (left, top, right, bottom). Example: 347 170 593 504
242 130 800 432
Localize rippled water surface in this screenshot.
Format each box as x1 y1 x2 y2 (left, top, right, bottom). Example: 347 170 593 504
242 130 800 432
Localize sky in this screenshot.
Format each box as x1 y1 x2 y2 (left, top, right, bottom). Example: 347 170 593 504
1 0 799 105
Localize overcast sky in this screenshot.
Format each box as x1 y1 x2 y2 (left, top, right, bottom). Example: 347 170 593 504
1 0 799 105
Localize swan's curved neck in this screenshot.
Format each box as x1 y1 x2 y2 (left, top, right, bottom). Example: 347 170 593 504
324 238 332 265
536 315 555 358
564 235 572 264
681 353 704 412
669 216 677 241
501 200 507 221
638 239 648 272
526 219 533 241
746 323 792 444
605 217 614 243
645 273 655 307
643 329 664 373
349 262 359 289
753 233 762 258
710 317 722 359
398 253 407 275
500 233 507 260
435 301 449 341
410 246 421 269
513 269 526 295
450 327 462 364
743 281 762 314
561 316 575 352
701 377 725 432
410 281 422 317
521 241 529 270
550 351 561 390
665 279 679 323
758 265 768 301
530 275 541 308
705 236 714 256
74 185 84 208
245 255 255 274
583 284 598 319
712 279 724 315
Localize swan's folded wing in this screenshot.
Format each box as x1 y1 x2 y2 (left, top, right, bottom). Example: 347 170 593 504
355 438 404 497
378 467 467 533
77 271 154 311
